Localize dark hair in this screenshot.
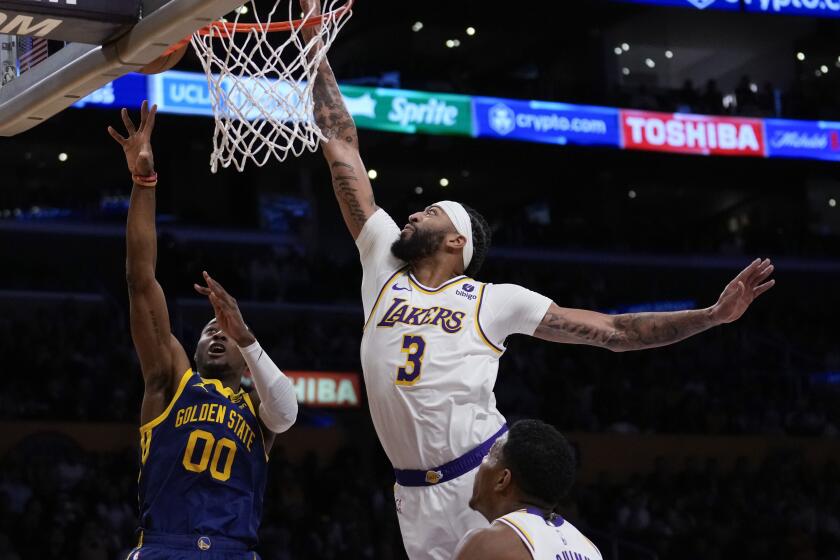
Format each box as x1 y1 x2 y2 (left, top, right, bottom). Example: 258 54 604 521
501 419 576 507
461 204 491 278
203 317 256 338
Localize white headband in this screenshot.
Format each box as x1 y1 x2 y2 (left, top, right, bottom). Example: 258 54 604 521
435 200 474 271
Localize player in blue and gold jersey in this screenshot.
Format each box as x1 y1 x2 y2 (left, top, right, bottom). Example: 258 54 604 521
109 101 299 559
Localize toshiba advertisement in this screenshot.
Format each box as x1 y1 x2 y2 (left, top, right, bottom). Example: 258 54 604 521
620 110 766 157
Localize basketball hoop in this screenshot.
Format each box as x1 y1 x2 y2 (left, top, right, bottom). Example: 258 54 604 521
187 0 354 172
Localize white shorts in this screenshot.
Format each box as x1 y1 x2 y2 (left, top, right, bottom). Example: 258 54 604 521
394 468 489 560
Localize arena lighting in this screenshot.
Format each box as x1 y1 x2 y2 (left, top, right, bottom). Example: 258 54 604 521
750 83 758 93
722 94 736 109
412 21 423 32
645 58 655 68
628 189 637 199
665 50 673 59
445 39 455 48
821 65 829 73
830 198 837 208
367 169 378 179
614 47 623 55
621 43 630 51
415 186 424 195
797 52 806 61
466 26 476 36
439 178 449 187
816 69 823 77
58 153 68 162
622 67 630 75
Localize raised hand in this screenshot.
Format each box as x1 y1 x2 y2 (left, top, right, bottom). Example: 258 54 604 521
299 0 323 44
108 100 157 176
194 271 256 348
300 0 322 18
711 258 775 325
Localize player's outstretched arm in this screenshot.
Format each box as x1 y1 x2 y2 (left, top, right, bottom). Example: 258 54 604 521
301 0 378 240
109 102 189 422
195 271 298 443
534 258 775 352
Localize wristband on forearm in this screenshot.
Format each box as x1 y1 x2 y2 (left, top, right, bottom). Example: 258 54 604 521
132 172 158 188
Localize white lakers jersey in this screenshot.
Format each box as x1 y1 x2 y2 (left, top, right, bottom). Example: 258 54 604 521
357 210 552 470
496 509 603 560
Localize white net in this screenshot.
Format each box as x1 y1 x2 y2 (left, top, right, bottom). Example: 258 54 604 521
190 0 353 173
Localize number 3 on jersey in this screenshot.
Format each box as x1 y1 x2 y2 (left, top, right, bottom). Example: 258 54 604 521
396 335 426 386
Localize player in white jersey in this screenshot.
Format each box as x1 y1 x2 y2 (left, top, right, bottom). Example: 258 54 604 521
301 3 776 558
455 419 601 560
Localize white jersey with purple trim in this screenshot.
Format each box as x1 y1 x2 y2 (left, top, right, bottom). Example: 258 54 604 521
495 509 603 560
357 209 552 470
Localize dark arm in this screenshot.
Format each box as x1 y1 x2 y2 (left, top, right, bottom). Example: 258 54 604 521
125 181 187 383
534 258 775 352
534 303 717 352
110 102 189 425
302 0 378 240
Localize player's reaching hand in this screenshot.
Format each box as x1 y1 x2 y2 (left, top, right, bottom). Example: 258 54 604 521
194 271 256 348
300 0 321 23
108 100 157 177
710 258 775 324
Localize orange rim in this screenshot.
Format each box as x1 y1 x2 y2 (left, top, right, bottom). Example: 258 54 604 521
199 0 354 36
160 0 353 57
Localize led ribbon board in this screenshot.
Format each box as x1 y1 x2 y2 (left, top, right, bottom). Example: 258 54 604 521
0 0 139 43
611 0 741 11
742 0 840 17
613 0 840 16
75 72 840 163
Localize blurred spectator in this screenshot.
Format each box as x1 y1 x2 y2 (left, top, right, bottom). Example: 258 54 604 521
0 439 836 560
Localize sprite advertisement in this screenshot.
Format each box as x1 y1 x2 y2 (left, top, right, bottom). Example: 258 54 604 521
339 85 474 136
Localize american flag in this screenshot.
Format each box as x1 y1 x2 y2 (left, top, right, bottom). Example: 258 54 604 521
18 36 48 74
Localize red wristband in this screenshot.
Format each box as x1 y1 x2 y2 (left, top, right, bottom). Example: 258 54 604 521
132 172 158 187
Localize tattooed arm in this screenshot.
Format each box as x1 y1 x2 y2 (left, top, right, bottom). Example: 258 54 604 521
302 0 377 240
534 305 718 352
110 102 190 426
534 259 775 352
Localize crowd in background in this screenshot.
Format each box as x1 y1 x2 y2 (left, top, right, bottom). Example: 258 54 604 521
608 73 840 121
1 245 837 437
0 436 837 560
612 77 778 118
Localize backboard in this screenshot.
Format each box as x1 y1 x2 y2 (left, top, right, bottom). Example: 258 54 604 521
0 0 249 136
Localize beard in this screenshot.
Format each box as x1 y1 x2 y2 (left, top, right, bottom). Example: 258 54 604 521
195 357 230 379
194 351 240 380
391 227 446 263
